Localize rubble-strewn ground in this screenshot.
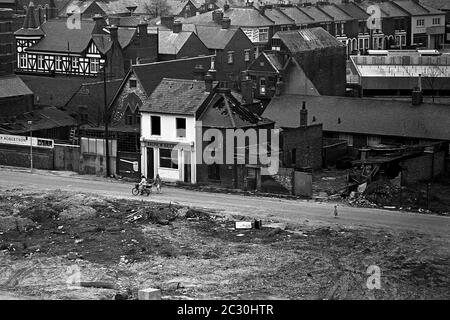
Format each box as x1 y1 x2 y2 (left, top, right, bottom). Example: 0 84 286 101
313 169 450 215
0 189 449 300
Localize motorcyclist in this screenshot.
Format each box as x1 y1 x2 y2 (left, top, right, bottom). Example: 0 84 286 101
139 175 147 194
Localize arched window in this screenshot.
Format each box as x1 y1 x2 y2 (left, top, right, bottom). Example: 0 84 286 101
125 104 133 125
134 105 140 125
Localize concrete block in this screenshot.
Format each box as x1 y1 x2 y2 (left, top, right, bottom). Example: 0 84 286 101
138 288 161 300
235 221 252 229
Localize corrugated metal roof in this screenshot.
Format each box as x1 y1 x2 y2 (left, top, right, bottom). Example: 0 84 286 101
274 27 345 52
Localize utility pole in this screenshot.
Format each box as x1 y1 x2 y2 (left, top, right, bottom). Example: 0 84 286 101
28 120 33 173
102 61 110 177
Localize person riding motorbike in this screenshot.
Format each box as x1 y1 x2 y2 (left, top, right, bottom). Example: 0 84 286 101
139 175 147 194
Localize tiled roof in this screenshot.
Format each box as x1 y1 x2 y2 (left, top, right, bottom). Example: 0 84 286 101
117 28 136 48
96 0 149 15
199 91 273 128
18 0 68 12
373 1 410 18
60 0 96 15
26 20 96 53
318 4 354 22
420 0 450 10
0 106 76 134
262 8 294 26
0 75 33 98
273 27 345 52
336 2 369 20
20 75 99 107
14 1 45 36
263 94 450 141
130 55 215 96
298 5 334 23
184 24 239 50
64 79 122 125
158 30 195 55
393 0 444 15
108 15 142 27
141 78 213 115
278 6 315 25
182 6 274 27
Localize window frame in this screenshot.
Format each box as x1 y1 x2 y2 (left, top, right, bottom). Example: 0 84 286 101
159 148 178 169
90 58 100 73
227 51 234 64
72 57 79 69
129 79 137 88
244 49 251 62
150 115 161 136
55 56 62 70
175 117 186 138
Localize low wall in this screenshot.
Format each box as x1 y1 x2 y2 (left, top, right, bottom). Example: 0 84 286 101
0 144 54 170
54 144 80 172
260 167 294 195
401 151 446 185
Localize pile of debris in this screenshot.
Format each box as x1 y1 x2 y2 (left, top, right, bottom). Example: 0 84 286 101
125 205 212 225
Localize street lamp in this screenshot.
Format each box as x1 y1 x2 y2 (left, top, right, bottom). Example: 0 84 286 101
28 120 33 173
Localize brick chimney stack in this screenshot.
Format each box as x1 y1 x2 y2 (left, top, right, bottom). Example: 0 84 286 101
108 25 118 42
300 101 308 127
221 17 231 29
173 20 182 33
212 9 223 24
193 64 206 81
205 72 213 93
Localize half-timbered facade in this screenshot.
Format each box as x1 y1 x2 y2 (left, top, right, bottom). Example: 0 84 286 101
14 4 127 78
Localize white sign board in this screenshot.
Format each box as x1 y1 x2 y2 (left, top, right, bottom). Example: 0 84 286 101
0 134 54 149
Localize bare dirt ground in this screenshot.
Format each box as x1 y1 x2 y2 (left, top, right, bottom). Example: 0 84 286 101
0 188 449 300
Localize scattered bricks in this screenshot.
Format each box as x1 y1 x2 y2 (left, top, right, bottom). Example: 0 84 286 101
138 288 161 300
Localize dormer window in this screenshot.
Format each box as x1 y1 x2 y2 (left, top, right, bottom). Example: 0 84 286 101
130 79 137 88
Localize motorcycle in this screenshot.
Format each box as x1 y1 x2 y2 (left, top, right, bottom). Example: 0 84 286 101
131 183 152 196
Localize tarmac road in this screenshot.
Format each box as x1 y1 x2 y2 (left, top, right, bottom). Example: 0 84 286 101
0 168 449 237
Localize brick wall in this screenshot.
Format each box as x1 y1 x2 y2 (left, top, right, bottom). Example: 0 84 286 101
0 143 53 170
0 94 33 117
401 151 446 185
260 167 294 194
123 33 158 71
177 33 210 59
54 144 80 172
215 30 254 86
282 124 323 170
294 46 346 96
